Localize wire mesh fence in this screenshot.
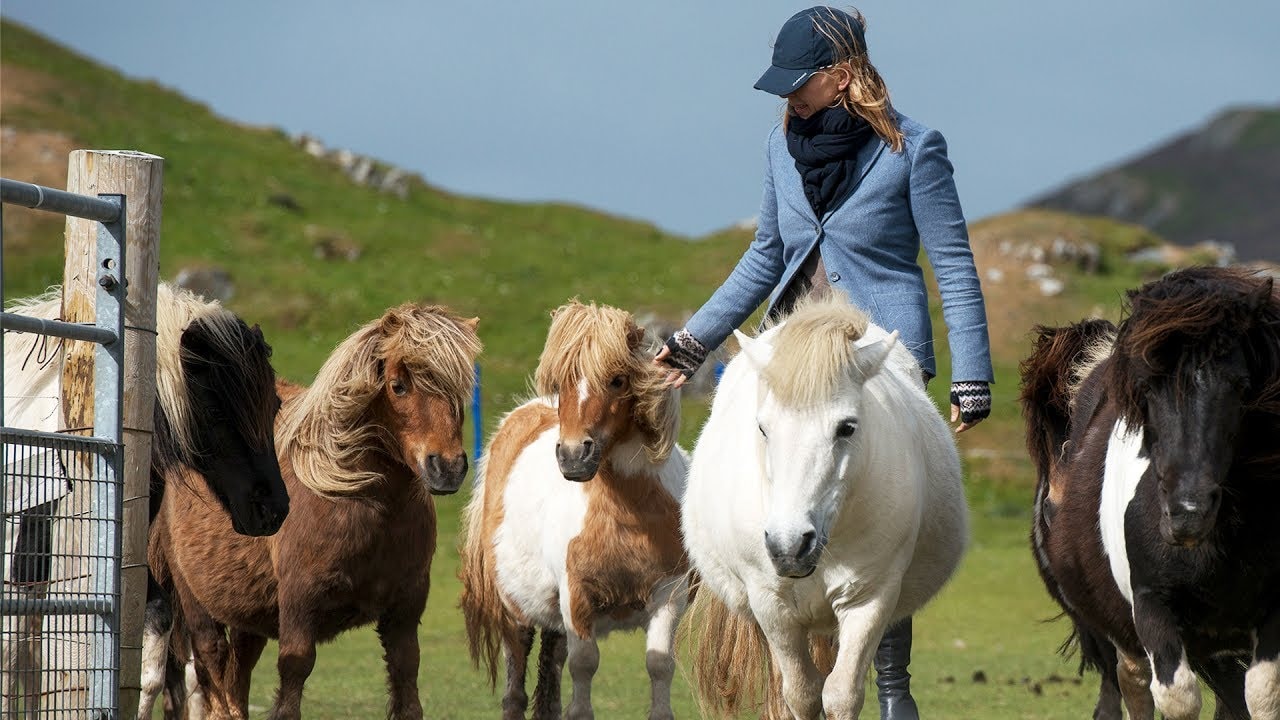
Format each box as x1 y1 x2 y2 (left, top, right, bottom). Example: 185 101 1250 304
3 421 122 719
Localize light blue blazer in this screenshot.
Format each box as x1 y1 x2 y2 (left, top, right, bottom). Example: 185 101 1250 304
686 113 994 383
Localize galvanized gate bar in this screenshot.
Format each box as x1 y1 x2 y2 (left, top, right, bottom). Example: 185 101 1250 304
0 429 117 452
0 597 115 616
89 194 125 716
0 178 121 223
0 313 119 346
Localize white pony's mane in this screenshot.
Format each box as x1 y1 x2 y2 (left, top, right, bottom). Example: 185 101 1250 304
4 283 234 462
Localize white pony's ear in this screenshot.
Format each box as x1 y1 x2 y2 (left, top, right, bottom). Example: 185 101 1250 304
854 330 898 378
734 329 768 370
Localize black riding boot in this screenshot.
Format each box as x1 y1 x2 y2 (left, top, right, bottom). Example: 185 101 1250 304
874 617 920 720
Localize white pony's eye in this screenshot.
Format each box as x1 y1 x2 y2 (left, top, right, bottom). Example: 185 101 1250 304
835 420 858 439
758 423 768 439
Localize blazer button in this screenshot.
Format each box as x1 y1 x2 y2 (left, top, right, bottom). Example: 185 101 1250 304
829 272 841 282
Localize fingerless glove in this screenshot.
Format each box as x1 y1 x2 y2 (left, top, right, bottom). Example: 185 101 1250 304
660 328 709 379
950 381 991 424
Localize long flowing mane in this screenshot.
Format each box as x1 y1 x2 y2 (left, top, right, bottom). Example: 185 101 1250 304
762 293 871 407
277 303 482 496
4 284 272 469
154 283 278 465
1104 267 1280 434
532 300 678 462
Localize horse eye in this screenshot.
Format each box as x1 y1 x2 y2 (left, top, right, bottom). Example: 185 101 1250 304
835 420 858 439
390 379 408 397
758 424 768 439
609 374 626 389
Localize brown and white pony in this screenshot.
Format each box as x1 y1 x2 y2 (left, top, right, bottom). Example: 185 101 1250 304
460 300 688 720
1022 267 1280 720
147 303 481 720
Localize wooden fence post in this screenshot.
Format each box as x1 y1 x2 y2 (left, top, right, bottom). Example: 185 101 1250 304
56 149 163 719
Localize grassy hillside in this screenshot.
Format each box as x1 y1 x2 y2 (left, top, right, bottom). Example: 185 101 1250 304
1028 105 1280 262
1 19 1232 718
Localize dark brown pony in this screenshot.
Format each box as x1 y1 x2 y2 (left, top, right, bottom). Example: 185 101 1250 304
1022 266 1280 720
149 303 481 720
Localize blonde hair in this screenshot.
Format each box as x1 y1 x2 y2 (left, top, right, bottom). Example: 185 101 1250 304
533 300 680 463
277 303 482 496
761 292 872 408
783 7 905 153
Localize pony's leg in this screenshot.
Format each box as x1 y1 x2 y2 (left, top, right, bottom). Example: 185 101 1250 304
1246 609 1280 720
1133 590 1201 720
181 600 237 720
501 625 534 720
377 605 425 720
823 601 895 720
225 630 267 719
530 628 566 720
753 602 822 720
269 622 316 720
183 651 207 720
139 577 175 720
1114 649 1155 720
563 632 601 720
643 578 688 720
1197 653 1248 720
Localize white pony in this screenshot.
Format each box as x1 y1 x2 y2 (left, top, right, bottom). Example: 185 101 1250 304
681 294 968 720
460 301 689 720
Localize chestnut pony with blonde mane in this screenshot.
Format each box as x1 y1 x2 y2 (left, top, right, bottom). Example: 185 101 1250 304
460 300 687 720
148 302 481 720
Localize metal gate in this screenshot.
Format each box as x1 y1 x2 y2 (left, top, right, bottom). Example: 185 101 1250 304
2 178 128 719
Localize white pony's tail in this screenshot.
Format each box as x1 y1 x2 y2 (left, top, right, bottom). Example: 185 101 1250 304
682 579 834 719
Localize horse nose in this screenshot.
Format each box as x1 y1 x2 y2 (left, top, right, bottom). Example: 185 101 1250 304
1163 486 1222 545
764 527 820 577
424 453 468 495
555 440 599 481
764 529 817 561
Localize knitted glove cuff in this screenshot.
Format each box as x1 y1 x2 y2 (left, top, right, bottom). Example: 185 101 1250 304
661 328 709 379
950 381 992 424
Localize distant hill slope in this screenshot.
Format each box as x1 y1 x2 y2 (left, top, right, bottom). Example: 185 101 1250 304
1026 105 1280 261
3 20 1254 487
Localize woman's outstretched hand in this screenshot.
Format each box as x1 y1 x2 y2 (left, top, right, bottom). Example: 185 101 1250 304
653 344 688 388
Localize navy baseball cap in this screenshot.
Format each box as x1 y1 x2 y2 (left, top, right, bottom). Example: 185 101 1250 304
754 6 866 96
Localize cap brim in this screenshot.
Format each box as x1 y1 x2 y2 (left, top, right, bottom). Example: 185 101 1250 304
754 65 816 96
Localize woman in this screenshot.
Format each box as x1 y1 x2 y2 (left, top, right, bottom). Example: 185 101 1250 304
656 7 993 719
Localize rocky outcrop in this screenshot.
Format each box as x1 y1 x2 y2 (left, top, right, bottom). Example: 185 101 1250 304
294 133 411 199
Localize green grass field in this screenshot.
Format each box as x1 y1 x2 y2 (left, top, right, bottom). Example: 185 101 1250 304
230 482 1100 719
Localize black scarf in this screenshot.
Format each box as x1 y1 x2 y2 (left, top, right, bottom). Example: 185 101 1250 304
785 107 876 219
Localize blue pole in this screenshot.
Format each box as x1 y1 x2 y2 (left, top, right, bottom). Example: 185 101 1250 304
472 362 482 460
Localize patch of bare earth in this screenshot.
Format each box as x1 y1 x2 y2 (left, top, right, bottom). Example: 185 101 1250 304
2 63 81 256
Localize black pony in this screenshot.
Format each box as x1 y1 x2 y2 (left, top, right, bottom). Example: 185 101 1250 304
1021 266 1280 720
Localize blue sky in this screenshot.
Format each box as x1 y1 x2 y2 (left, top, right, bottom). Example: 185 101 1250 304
3 0 1277 237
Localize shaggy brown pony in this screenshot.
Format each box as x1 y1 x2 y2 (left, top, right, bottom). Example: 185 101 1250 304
149 303 481 720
